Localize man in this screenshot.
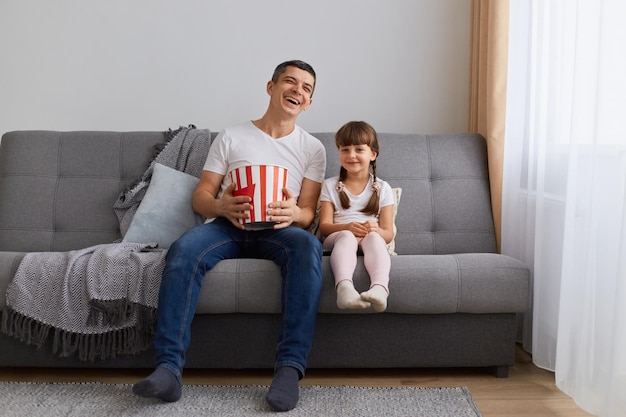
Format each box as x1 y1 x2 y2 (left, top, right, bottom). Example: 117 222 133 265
133 60 326 412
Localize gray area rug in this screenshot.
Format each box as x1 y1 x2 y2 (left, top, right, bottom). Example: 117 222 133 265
0 381 483 417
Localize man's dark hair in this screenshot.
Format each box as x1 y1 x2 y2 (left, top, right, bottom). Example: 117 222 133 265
272 60 316 95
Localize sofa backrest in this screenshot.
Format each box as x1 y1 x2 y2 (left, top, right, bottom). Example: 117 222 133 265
313 132 496 255
0 130 496 255
0 131 167 251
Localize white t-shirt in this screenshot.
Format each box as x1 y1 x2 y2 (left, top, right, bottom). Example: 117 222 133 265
320 175 394 223
203 121 326 200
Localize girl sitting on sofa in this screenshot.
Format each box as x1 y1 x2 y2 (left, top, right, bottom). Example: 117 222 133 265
318 121 394 312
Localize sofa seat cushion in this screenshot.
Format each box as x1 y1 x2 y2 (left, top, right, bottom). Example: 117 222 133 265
193 254 529 315
1 251 529 315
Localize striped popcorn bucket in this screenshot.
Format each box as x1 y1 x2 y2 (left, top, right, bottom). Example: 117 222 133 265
228 164 289 230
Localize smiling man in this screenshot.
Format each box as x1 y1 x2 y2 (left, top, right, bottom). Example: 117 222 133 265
132 60 327 412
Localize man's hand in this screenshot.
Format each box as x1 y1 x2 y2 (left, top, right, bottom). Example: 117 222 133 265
221 182 253 229
267 188 299 229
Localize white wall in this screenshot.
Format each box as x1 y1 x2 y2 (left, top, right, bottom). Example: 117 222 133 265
0 0 470 136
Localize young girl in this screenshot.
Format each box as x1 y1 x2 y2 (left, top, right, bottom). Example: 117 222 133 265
319 121 394 312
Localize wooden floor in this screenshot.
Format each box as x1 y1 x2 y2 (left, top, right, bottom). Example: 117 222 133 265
0 345 592 417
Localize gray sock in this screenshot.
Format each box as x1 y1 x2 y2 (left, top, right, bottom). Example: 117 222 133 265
266 366 300 412
132 366 182 402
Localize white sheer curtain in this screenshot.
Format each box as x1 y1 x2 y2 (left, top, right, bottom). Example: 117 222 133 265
503 0 626 416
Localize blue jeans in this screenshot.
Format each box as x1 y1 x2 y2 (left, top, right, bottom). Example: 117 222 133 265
153 217 323 379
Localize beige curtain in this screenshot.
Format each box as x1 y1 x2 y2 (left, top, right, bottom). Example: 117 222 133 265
468 0 509 252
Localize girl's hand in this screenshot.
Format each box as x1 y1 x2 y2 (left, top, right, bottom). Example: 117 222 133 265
363 220 380 233
347 221 369 237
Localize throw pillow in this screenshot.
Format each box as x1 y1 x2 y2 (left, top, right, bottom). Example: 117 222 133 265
123 163 203 248
386 187 403 256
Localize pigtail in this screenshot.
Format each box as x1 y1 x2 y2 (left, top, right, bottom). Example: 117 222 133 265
361 161 380 216
337 168 351 209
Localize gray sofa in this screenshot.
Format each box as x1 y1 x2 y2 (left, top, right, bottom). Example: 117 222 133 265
0 129 530 377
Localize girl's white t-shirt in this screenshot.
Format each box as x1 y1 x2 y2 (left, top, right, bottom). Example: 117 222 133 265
320 175 394 223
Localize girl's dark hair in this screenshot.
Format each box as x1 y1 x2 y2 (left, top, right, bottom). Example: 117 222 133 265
335 121 380 216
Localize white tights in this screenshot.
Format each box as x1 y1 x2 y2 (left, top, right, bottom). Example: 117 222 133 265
323 230 390 311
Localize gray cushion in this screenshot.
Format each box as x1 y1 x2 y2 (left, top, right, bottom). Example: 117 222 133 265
123 163 203 248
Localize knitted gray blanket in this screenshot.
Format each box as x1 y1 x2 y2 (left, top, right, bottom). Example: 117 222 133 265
2 243 166 361
1 126 213 361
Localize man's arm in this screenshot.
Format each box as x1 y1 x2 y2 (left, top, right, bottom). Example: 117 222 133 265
268 178 321 229
192 170 252 229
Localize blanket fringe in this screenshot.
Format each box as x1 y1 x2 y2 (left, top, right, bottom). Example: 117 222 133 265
1 305 51 349
1 305 157 362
